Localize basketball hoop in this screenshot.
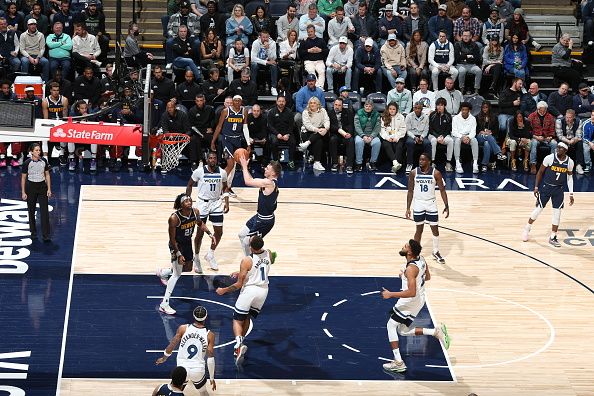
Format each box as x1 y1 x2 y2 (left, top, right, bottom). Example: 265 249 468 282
159 133 190 172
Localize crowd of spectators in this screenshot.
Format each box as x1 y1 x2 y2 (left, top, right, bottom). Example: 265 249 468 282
0 0 592 177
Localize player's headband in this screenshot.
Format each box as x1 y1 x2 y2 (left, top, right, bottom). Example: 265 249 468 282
193 306 208 322
180 194 192 202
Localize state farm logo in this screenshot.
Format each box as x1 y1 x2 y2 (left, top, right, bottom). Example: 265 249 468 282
53 128 66 138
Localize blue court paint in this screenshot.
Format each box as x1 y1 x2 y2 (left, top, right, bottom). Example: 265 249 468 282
62 274 453 382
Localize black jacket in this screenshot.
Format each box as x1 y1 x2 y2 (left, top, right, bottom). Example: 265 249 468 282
267 106 295 136
175 81 202 102
328 107 355 135
547 91 573 118
202 77 228 103
73 75 102 106
498 88 522 115
428 110 452 137
350 13 379 41
188 104 215 133
172 36 195 58
454 40 481 66
227 79 258 106
160 109 191 134
520 92 548 118
151 76 175 104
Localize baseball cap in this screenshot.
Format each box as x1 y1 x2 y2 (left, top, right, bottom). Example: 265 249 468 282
27 18 37 25
490 7 499 13
578 82 590 90
306 73 317 81
338 36 348 44
339 86 349 93
385 4 393 10
438 4 447 11
490 34 500 41
24 86 35 92
180 1 190 8
88 0 97 5
232 94 242 101
364 37 374 47
388 33 397 41
558 142 569 150
395 77 405 84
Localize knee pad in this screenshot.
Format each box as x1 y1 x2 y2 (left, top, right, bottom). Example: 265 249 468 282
386 318 399 342
552 208 561 226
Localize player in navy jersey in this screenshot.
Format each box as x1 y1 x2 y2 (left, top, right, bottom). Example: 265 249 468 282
211 94 252 197
406 153 449 263
523 142 575 247
152 366 186 396
237 156 282 256
158 194 215 315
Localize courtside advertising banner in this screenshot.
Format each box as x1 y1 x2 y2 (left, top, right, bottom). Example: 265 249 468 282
50 120 142 146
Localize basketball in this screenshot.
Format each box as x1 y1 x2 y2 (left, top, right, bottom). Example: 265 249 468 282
233 148 249 163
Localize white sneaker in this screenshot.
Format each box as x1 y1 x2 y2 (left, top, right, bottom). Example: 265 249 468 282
576 164 584 175
532 41 542 51
155 157 162 171
522 228 529 242
90 59 102 67
159 301 176 315
434 323 451 349
313 161 326 171
270 87 278 96
193 257 203 274
298 142 310 152
382 360 407 372
455 162 463 173
235 345 248 365
204 251 219 271
472 163 479 174
391 160 402 173
156 268 169 286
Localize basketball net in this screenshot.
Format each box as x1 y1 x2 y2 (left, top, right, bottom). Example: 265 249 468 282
160 133 190 172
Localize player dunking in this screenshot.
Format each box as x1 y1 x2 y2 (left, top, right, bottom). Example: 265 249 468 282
381 239 450 373
237 156 282 256
152 366 186 396
211 94 252 197
522 142 575 247
155 305 217 393
406 153 449 263
215 235 274 364
186 151 230 272
158 194 215 315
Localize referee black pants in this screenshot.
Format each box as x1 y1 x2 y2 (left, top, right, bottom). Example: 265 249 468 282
26 181 50 239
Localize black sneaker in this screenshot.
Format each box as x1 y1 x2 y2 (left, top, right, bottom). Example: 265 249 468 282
549 236 561 248
113 159 122 172
354 164 362 172
346 166 353 174
59 155 67 167
368 162 377 171
331 164 338 172
481 165 488 173
287 161 295 170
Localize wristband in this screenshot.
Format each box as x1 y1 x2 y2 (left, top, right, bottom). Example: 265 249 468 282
163 350 172 357
176 251 182 258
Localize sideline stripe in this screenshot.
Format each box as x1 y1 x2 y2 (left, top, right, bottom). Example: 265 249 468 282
56 185 84 395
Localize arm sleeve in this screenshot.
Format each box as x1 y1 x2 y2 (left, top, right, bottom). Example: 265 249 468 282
207 357 215 380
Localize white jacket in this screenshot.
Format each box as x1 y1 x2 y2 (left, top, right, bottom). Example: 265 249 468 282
325 44 353 68
380 113 407 140
72 33 101 58
251 38 277 65
452 113 477 139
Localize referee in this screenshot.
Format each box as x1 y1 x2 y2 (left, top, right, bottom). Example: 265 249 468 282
21 143 52 242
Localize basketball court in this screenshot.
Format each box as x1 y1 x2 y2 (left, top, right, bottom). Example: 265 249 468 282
2 170 594 395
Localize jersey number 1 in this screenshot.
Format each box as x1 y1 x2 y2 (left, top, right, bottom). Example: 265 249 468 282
260 266 266 281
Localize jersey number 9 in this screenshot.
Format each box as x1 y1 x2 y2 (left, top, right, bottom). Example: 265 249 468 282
187 344 198 359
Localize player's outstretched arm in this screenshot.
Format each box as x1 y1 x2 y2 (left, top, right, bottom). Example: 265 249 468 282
216 257 251 295
405 169 416 219
155 325 185 365
239 156 274 188
185 177 195 197
435 170 449 218
207 331 217 391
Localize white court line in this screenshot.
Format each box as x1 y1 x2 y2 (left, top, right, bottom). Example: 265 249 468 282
56 185 84 396
425 297 457 382
377 357 392 362
426 288 556 369
360 290 380 296
328 355 333 360
341 344 360 353
63 377 453 383
315 292 319 296
321 312 328 321
333 299 347 307
323 328 333 338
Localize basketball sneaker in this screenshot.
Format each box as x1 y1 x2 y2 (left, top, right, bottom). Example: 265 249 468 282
434 323 451 350
235 345 248 365
156 268 169 286
193 257 203 274
432 252 445 264
159 301 176 315
271 251 278 264
204 251 218 271
549 236 561 248
382 360 407 372
522 227 530 242
228 188 237 198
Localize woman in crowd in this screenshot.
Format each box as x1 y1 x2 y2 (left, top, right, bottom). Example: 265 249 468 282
405 30 429 90
482 35 503 97
505 110 533 171
225 4 253 46
200 28 224 71
380 102 407 173
298 96 330 172
503 33 528 80
476 101 506 172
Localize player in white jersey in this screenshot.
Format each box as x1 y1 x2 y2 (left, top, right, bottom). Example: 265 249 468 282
380 239 450 373
216 235 274 364
406 152 450 264
156 306 217 393
186 151 230 272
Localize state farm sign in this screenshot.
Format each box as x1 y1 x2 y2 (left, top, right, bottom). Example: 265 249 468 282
50 120 142 146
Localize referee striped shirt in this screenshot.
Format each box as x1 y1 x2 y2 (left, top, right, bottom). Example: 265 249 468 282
21 158 50 182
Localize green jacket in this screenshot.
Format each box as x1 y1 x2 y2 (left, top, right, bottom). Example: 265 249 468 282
317 0 342 16
46 33 72 59
354 109 380 138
